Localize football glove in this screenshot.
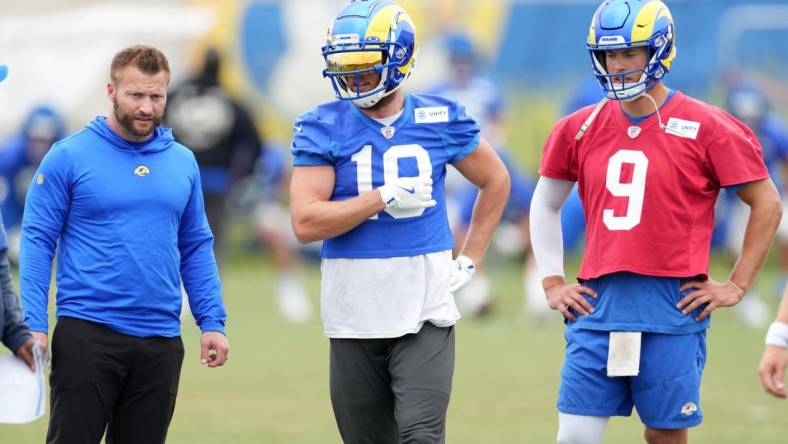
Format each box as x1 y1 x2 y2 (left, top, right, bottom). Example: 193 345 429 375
378 177 437 211
449 255 476 293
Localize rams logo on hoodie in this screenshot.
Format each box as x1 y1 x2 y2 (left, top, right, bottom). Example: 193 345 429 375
134 165 150 177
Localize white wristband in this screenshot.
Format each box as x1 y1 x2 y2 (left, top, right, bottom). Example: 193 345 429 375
765 321 788 348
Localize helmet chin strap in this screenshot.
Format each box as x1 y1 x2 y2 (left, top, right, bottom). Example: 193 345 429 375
641 92 666 129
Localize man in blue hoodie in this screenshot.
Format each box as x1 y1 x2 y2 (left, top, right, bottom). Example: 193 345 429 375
0 64 37 373
20 45 229 444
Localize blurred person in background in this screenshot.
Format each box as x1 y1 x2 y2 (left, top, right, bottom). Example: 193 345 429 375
716 83 788 327
530 1 781 443
289 1 509 442
21 45 228 444
0 63 37 373
759 283 788 399
165 46 261 260
250 142 313 323
0 105 66 263
428 31 537 318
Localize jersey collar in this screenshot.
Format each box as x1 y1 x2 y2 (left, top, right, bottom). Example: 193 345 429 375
349 94 413 134
614 90 685 132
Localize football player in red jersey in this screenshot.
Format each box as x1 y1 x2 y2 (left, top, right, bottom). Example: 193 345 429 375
529 1 782 443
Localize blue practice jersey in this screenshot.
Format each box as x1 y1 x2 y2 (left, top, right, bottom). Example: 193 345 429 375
291 94 480 258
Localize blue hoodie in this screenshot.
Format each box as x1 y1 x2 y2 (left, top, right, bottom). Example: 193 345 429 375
20 117 226 338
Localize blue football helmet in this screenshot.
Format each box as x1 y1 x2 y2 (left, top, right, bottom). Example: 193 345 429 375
322 0 418 108
587 0 676 101
0 64 7 82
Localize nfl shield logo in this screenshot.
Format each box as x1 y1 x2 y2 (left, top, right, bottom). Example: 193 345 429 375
381 126 396 139
627 126 641 139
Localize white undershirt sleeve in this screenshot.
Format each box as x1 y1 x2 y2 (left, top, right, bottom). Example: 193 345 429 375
529 177 576 282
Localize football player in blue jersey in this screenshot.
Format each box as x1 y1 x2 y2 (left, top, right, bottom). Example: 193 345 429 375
289 1 510 442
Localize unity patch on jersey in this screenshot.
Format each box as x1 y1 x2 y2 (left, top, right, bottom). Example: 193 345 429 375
414 106 449 124
665 118 701 140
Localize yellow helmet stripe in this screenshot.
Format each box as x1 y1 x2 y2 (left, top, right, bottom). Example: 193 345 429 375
367 5 399 41
631 0 670 44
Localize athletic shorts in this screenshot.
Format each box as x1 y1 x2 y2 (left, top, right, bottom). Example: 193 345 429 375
558 327 707 429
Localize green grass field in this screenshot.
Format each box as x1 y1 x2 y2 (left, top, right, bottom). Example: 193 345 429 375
1 251 787 443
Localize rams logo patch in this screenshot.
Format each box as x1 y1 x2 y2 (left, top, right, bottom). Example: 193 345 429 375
680 402 698 416
134 165 150 177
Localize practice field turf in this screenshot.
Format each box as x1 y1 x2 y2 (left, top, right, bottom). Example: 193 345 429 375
1 252 787 443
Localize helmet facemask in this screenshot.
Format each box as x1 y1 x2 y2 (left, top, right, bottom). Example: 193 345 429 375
324 37 405 108
589 30 672 101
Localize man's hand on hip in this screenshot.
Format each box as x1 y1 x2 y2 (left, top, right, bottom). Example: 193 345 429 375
200 332 229 368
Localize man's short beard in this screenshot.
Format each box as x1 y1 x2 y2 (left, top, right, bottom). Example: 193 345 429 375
113 98 162 138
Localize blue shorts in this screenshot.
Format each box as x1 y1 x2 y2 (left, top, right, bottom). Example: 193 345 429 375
558 327 707 429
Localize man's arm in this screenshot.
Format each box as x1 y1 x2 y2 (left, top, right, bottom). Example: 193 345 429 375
290 165 384 244
730 178 784 290
679 178 782 320
759 284 788 398
19 145 73 356
179 158 228 367
529 177 597 320
289 165 435 244
452 138 510 265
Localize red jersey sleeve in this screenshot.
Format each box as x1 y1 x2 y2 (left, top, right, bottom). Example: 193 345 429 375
706 117 769 187
539 115 579 181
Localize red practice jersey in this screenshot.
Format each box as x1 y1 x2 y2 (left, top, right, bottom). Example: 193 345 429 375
540 91 769 279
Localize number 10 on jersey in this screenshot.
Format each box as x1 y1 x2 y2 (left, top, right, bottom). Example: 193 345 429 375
603 149 649 231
